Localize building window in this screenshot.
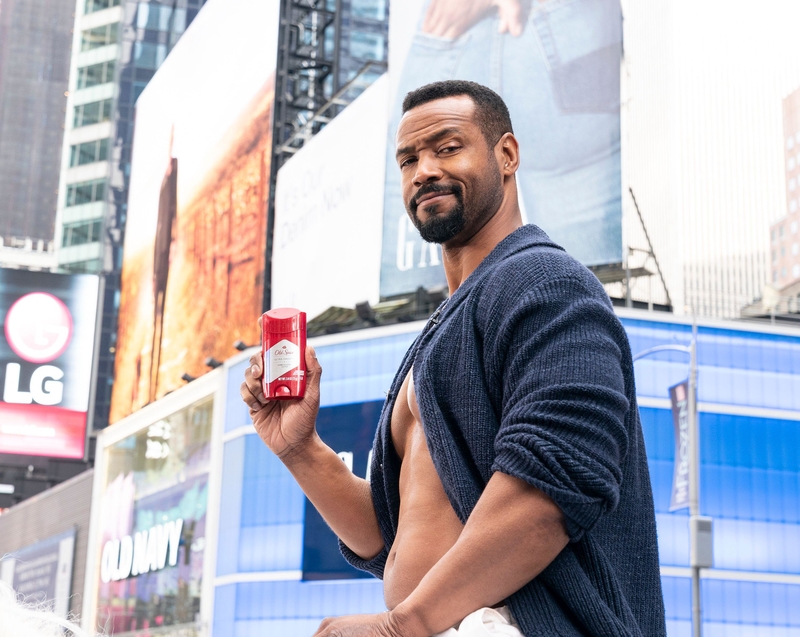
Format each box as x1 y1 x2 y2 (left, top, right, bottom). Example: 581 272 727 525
77 61 116 89
80 23 119 51
136 2 185 32
792 221 799 234
133 41 167 70
794 264 800 278
66 179 107 206
780 225 785 238
772 249 777 264
349 31 385 61
788 136 795 150
793 243 799 256
781 246 786 257
773 270 778 282
790 157 797 171
782 267 787 278
73 99 113 127
791 199 798 213
69 138 109 167
61 258 102 273
62 219 103 247
772 229 777 243
351 0 387 20
85 0 120 14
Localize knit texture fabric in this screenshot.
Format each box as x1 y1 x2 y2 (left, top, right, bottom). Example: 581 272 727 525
339 225 666 637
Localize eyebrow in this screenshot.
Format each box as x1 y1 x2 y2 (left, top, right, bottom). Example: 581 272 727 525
396 127 462 159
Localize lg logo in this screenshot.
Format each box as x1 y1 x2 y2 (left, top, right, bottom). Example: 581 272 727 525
3 292 73 406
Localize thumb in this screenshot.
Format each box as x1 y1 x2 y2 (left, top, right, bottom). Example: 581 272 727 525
496 0 528 37
305 345 322 381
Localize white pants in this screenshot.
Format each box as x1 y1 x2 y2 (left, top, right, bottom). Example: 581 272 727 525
433 606 523 637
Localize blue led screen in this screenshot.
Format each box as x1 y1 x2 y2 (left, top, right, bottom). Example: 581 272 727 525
216 318 800 636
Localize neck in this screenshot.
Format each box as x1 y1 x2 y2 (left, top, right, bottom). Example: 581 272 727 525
440 183 522 295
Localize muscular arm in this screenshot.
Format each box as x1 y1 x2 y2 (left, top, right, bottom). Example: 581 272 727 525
283 435 384 560
393 472 568 635
240 343 384 560
313 472 568 637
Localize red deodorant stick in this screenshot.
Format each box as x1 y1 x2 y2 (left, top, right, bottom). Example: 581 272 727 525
261 308 307 399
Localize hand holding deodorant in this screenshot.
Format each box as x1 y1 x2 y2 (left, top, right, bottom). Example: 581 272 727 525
261 308 307 399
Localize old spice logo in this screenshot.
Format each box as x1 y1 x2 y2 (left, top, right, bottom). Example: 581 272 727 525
274 345 291 355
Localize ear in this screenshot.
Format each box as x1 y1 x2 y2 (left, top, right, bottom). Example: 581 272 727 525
496 132 520 177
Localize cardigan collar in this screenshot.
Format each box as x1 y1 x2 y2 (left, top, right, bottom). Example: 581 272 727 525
435 224 563 321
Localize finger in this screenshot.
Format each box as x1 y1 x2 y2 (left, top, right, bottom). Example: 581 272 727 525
240 381 264 411
243 364 267 404
305 345 322 378
248 353 263 379
497 0 526 37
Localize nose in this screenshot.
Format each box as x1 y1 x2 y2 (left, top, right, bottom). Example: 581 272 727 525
413 152 443 187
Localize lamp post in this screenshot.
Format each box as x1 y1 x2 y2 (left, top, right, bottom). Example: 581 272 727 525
634 320 710 637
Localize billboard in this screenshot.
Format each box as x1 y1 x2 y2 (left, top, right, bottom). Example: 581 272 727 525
379 0 623 297
111 0 280 422
272 75 389 320
95 396 212 636
0 269 99 459
0 529 76 620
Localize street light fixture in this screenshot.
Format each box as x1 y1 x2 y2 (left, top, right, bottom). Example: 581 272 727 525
633 320 711 637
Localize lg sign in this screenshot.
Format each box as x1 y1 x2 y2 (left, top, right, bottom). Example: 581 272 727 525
3 293 73 406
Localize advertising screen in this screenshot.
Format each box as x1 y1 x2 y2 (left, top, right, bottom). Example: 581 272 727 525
0 528 76 620
111 0 280 422
379 0 623 297
0 269 99 459
272 75 389 320
95 396 212 636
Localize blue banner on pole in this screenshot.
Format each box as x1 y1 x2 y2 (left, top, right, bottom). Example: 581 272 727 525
669 380 691 512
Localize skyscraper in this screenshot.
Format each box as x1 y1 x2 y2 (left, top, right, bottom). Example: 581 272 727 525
0 0 74 255
771 87 800 290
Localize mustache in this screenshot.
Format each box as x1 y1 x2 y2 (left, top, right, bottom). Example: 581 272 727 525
409 183 463 213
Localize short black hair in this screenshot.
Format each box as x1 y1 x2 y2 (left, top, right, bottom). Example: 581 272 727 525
402 80 513 146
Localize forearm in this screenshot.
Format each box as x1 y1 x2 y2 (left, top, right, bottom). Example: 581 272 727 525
283 434 384 559
394 472 569 636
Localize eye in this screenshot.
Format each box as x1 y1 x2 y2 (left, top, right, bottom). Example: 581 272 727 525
438 144 461 155
399 156 417 168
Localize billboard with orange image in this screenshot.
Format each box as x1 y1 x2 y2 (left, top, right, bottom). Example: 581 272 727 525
111 0 280 422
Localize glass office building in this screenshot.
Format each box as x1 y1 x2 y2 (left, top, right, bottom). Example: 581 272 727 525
211 310 800 637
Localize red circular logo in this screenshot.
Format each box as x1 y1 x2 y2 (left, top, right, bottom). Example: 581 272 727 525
4 293 74 363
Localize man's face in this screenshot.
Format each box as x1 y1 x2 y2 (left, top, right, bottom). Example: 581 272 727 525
395 96 504 245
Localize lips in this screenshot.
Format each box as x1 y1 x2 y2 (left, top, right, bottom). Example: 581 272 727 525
415 190 454 207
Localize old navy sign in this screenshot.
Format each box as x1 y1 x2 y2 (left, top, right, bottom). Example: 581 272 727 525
100 519 183 583
669 380 691 511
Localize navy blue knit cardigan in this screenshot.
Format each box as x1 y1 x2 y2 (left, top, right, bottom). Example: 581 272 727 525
340 225 666 637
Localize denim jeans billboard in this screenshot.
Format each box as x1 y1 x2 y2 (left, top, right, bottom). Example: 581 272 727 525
380 0 622 297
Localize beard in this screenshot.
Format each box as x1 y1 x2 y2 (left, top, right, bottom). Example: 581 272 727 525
407 182 466 244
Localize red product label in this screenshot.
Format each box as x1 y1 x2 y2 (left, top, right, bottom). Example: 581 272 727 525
261 309 306 399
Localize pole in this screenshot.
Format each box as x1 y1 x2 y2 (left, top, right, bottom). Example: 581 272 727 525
689 317 701 637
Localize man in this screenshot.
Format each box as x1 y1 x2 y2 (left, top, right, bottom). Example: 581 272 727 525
241 81 666 636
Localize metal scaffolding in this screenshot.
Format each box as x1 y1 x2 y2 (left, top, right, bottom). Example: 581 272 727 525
264 0 386 310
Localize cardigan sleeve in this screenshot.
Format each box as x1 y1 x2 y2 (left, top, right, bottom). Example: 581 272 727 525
486 275 631 541
338 541 388 579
